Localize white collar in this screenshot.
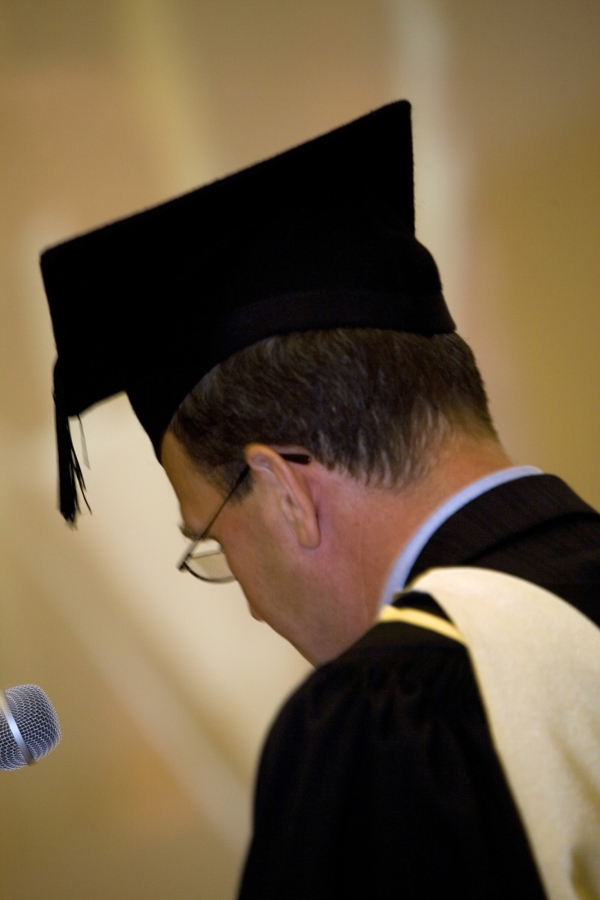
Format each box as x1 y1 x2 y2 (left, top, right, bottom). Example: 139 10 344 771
380 466 543 607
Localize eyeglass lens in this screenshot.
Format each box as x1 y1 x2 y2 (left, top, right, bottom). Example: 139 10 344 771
184 540 235 583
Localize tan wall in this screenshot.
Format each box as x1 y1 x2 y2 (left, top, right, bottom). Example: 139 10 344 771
0 1 598 897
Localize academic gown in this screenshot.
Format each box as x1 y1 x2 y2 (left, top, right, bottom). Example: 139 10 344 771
237 475 600 900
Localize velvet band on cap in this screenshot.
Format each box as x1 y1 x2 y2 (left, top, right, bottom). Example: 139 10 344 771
40 100 455 523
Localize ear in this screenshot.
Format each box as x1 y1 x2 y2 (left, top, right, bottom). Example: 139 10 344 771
245 444 321 549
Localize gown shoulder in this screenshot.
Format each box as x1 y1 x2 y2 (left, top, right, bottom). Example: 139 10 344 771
239 614 546 900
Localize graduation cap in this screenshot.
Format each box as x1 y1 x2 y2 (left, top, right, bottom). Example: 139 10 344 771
41 99 455 523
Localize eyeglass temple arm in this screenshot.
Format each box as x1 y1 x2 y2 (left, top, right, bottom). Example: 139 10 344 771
279 453 311 464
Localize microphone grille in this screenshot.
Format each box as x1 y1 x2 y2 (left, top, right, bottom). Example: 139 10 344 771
0 685 61 770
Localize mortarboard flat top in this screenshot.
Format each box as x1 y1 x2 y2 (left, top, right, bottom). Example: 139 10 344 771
41 100 455 522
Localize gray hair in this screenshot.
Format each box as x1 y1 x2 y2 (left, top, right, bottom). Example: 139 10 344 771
169 328 497 496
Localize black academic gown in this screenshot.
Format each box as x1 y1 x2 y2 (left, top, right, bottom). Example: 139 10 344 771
237 475 600 900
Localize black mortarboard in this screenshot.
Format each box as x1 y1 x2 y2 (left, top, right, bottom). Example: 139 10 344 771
41 100 455 523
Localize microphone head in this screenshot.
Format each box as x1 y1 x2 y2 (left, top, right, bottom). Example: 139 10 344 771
0 685 61 770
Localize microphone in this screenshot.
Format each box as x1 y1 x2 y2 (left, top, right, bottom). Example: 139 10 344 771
0 685 61 770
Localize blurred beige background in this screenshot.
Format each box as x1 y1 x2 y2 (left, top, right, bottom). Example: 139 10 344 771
0 1 598 897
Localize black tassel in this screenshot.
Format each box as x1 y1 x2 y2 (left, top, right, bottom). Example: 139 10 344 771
53 360 90 524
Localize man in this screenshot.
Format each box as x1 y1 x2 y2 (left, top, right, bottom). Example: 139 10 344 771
41 102 600 898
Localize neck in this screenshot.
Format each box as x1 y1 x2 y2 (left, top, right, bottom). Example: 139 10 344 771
319 432 512 658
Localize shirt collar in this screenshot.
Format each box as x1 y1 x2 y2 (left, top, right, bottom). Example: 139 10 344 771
380 466 543 607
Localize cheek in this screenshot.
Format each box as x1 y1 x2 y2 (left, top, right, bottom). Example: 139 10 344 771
222 532 282 623
217 505 296 623
226 540 267 600
219 505 269 579
219 521 265 592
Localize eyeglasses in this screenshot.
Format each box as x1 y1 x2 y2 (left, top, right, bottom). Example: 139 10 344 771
176 452 312 583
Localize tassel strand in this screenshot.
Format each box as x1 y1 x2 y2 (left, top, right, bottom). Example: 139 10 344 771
53 361 91 524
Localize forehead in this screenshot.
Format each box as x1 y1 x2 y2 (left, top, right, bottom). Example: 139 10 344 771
161 431 223 530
